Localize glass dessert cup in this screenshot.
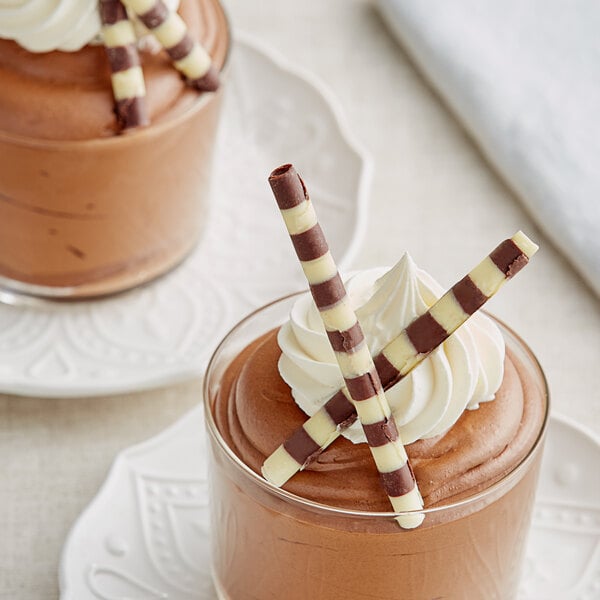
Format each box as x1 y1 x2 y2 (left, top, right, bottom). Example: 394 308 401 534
204 293 549 600
0 0 230 300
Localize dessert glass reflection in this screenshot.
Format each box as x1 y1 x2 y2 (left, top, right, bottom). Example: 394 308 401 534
0 0 229 299
204 288 549 600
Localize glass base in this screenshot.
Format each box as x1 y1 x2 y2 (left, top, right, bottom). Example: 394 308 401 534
0 240 198 305
212 572 229 600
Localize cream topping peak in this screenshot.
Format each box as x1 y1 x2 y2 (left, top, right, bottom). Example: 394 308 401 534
277 256 505 444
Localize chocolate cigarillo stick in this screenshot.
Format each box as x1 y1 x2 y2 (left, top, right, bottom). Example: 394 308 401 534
124 0 219 91
262 231 538 489
100 0 149 130
269 164 424 528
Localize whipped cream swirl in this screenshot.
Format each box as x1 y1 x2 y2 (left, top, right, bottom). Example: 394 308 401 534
0 0 178 53
278 255 505 444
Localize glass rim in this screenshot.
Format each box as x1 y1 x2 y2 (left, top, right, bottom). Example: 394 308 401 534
203 290 550 520
0 0 232 150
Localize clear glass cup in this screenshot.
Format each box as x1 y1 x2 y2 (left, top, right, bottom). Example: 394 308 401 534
204 293 549 600
0 0 229 300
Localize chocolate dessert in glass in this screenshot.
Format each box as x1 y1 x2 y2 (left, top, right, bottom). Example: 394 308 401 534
0 0 229 298
203 165 548 599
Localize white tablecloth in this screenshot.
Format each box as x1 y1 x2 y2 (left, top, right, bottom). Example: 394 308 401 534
378 0 600 296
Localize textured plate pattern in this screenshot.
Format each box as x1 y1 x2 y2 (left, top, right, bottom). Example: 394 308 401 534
520 416 600 600
0 32 370 398
59 411 600 600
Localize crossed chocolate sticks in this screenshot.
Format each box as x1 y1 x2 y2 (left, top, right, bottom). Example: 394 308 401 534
99 0 219 130
264 163 538 528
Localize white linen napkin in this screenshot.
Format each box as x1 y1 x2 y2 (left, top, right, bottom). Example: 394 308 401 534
377 0 600 296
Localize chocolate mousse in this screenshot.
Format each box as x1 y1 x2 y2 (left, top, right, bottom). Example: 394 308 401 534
216 328 545 511
208 322 547 600
0 0 229 297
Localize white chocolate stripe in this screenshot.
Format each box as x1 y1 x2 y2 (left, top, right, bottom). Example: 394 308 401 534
103 20 136 47
512 230 539 258
281 200 318 235
152 13 188 48
428 293 468 337
370 442 409 473
390 487 423 509
300 253 338 285
335 344 374 378
319 299 357 332
111 66 146 100
469 257 506 297
354 395 392 425
174 44 211 79
391 488 425 529
382 331 418 376
261 446 299 488
125 0 155 13
303 410 338 447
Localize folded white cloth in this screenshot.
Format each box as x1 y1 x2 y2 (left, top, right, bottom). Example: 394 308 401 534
377 0 600 296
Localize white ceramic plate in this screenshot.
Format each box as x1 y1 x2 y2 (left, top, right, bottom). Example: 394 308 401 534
0 32 371 398
59 411 600 600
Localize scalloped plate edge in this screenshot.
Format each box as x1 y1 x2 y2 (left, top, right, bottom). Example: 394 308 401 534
232 31 373 273
59 409 600 599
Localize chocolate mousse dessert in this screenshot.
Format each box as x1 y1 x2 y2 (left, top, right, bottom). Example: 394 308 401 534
203 165 548 599
0 0 229 298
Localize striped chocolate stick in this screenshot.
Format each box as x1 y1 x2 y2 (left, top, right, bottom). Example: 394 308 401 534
262 230 538 489
100 0 149 130
124 0 219 91
268 164 424 528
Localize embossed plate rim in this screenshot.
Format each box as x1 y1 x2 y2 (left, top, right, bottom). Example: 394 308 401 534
58 410 600 599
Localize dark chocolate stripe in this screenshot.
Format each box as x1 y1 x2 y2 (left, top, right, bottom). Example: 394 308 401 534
324 391 356 427
345 370 380 401
406 312 447 355
326 322 364 353
269 164 308 210
291 224 328 262
362 418 399 448
490 239 528 277
452 276 487 315
283 427 322 466
138 0 169 29
380 463 416 497
106 45 140 72
188 65 220 92
373 352 401 388
99 0 127 25
310 273 345 310
166 33 194 61
115 96 149 130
